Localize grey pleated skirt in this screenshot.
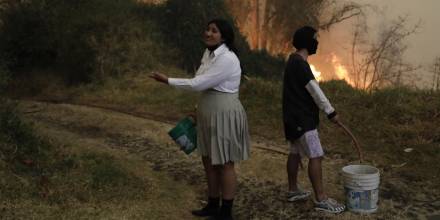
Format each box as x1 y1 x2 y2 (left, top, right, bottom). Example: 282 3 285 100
196 90 250 165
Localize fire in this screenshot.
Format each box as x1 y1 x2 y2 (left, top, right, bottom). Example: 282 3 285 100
331 54 355 86
310 64 323 81
310 54 355 87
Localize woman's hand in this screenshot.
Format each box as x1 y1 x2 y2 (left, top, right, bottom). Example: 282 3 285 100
149 72 169 84
187 105 197 123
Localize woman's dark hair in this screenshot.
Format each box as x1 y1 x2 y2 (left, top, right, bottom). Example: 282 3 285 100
208 18 239 55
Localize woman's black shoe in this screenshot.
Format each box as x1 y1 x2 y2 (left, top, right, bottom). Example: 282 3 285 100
211 208 233 220
191 206 219 217
211 213 233 220
211 199 233 220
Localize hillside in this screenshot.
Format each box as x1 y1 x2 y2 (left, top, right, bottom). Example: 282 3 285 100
1 77 439 219
1 0 439 219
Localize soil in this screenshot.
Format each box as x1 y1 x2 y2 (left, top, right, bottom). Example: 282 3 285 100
19 100 440 220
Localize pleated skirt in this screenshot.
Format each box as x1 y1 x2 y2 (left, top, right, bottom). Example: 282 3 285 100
197 90 250 165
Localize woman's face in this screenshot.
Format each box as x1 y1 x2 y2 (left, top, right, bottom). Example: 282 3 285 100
204 23 223 47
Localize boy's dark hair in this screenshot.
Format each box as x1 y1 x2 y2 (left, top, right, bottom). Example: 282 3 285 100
292 26 317 50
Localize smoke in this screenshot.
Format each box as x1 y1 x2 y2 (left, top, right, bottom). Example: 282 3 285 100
314 0 440 88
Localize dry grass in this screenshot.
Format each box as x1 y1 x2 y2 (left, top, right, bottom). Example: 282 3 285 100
4 72 440 219
9 72 440 185
0 102 198 219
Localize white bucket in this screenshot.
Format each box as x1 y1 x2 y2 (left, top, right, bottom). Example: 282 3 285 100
342 165 380 214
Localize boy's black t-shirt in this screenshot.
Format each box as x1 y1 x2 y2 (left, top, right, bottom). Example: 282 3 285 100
282 53 319 141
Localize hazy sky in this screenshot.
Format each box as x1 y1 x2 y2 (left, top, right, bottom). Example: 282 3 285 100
318 0 440 88
359 0 440 65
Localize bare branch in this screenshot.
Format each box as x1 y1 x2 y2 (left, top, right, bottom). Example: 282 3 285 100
430 56 440 91
319 3 365 30
350 14 420 90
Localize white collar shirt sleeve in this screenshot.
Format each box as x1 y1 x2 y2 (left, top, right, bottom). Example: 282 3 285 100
168 44 242 93
305 79 335 115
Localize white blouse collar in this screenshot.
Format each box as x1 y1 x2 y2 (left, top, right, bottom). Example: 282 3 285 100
211 43 229 57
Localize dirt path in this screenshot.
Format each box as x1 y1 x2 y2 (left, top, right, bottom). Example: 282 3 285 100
19 100 440 220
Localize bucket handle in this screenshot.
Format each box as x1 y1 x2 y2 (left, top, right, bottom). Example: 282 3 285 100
187 105 197 124
336 121 364 163
187 113 197 124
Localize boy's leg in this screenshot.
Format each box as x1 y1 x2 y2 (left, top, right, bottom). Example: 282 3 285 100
308 157 327 201
287 153 301 191
299 130 326 201
302 130 345 213
286 141 311 202
311 161 345 213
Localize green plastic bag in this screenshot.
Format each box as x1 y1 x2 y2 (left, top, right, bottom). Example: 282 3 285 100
168 117 197 154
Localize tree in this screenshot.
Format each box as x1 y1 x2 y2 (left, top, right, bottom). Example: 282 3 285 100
159 0 231 73
319 1 364 30
431 57 440 91
349 15 421 90
224 0 364 55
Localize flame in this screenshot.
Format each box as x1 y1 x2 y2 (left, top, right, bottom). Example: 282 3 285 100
310 64 323 81
310 55 356 87
331 54 355 86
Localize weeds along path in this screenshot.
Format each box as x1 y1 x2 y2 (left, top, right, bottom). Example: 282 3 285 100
18 100 439 220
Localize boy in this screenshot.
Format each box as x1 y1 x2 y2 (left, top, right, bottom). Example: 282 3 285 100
282 26 345 214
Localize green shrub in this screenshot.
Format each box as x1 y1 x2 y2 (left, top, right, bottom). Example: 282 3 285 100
240 50 285 78
0 59 51 170
0 0 175 84
0 100 50 164
0 0 287 84
153 0 286 77
0 1 56 69
0 60 10 93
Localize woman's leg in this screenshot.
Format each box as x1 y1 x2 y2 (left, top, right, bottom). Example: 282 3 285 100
217 162 236 219
202 156 221 197
192 156 221 217
220 162 236 199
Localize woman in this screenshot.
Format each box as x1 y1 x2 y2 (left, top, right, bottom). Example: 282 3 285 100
150 18 250 220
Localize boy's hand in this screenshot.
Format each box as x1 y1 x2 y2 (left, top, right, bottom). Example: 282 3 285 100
330 114 339 124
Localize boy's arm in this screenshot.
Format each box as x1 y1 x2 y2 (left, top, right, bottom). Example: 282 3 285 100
305 80 337 120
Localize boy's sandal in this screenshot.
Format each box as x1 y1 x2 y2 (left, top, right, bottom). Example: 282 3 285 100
314 198 345 214
286 189 311 202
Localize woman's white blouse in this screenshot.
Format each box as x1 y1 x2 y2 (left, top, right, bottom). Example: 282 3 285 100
168 44 241 93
